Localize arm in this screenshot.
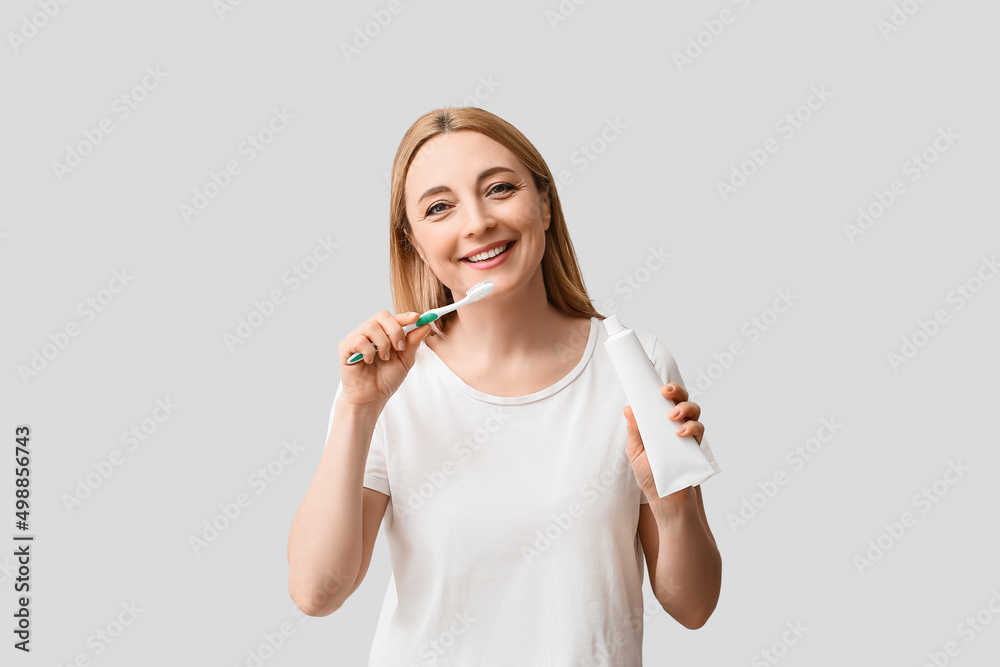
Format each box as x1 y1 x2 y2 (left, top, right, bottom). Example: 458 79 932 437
287 400 388 616
637 485 721 629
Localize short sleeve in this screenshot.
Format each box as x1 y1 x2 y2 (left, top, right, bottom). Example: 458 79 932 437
637 335 723 504
325 380 390 496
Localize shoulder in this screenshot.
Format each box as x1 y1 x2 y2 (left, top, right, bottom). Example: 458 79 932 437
630 328 668 363
633 329 682 385
634 330 657 358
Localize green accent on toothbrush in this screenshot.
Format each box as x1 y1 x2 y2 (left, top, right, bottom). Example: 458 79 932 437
348 352 364 363
415 312 439 327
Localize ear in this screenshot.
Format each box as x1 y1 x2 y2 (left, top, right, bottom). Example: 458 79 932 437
540 185 552 231
404 229 427 264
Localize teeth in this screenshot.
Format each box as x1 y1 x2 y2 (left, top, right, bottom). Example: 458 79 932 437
467 242 510 263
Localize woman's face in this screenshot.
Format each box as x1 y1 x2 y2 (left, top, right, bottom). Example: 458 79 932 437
403 130 551 299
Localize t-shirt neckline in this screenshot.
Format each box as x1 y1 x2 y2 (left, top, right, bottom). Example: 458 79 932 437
418 316 599 405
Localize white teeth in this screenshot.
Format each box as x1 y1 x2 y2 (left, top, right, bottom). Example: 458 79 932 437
466 242 510 263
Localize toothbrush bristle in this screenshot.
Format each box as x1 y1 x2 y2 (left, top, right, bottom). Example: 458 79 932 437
464 279 495 302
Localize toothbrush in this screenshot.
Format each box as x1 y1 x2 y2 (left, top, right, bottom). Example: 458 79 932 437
346 279 495 364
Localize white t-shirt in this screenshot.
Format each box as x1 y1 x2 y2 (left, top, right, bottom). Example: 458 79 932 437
326 316 721 666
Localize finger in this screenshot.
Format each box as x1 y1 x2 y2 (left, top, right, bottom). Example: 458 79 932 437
667 401 701 423
385 311 419 353
400 319 433 359
623 405 637 435
409 321 433 344
370 310 408 361
350 332 379 365
674 419 704 444
661 383 688 404
366 326 392 362
623 405 644 453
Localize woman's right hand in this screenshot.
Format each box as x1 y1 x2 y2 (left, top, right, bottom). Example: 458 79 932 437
338 310 434 410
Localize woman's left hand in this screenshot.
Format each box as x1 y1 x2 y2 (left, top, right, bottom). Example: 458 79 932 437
623 383 704 502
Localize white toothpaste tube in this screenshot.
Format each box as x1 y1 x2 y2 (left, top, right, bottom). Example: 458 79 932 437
603 315 716 497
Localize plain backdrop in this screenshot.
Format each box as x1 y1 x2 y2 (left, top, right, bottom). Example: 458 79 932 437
2 0 999 665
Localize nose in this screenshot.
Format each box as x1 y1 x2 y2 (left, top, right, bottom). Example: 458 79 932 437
460 198 496 238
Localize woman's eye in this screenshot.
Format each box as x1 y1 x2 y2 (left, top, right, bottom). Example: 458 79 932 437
425 184 514 216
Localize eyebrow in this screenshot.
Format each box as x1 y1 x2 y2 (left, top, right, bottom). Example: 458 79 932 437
416 166 518 205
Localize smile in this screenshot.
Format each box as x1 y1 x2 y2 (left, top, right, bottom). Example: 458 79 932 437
461 241 515 268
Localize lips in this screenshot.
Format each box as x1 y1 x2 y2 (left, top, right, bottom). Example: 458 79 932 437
460 240 515 268
461 241 515 263
461 240 515 260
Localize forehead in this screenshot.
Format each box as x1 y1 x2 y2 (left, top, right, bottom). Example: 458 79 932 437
406 130 520 189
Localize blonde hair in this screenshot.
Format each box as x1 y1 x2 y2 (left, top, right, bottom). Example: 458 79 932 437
389 106 604 339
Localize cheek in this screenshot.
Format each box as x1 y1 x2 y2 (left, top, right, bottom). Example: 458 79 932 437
417 235 453 263
521 215 548 245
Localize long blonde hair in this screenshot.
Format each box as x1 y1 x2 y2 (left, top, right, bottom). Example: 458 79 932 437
389 106 604 339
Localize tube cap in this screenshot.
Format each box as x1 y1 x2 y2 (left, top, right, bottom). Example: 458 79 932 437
603 314 625 336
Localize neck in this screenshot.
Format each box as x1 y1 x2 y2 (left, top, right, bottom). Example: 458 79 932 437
439 264 572 362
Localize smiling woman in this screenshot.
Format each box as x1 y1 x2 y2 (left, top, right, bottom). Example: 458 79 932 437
388 112 598 346
287 106 723 667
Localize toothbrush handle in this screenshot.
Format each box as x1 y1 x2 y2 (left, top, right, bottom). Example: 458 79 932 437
345 315 428 364
345 283 486 365
346 351 369 364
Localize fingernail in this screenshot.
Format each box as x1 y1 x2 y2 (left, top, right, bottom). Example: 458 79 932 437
396 339 405 351
669 408 680 419
675 426 684 435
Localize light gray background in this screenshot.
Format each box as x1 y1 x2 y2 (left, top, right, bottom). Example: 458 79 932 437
3 0 999 665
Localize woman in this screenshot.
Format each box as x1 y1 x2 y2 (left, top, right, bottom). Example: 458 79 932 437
287 107 722 666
